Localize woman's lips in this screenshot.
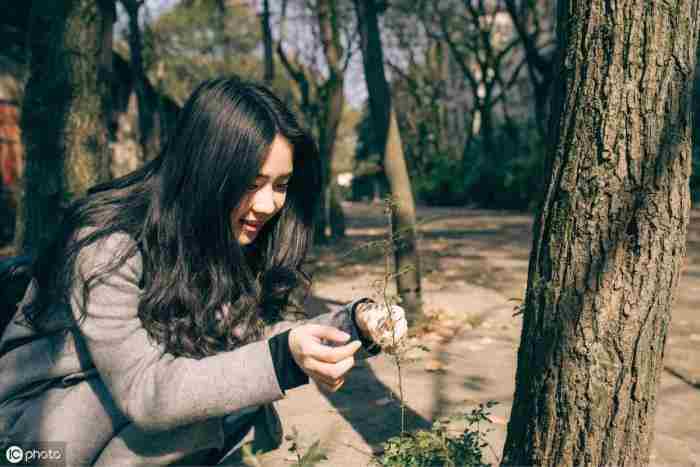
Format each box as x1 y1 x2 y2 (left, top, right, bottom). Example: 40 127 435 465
240 220 263 232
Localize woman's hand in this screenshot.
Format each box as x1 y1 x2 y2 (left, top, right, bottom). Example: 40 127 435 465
354 302 408 353
288 324 362 392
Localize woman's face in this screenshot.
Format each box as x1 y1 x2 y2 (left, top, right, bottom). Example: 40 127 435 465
231 135 294 245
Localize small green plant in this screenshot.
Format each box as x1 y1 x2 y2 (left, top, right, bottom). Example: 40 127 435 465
241 426 328 467
285 426 328 467
373 402 498 467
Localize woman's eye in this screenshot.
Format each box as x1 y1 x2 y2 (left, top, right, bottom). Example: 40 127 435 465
275 182 290 191
248 184 260 191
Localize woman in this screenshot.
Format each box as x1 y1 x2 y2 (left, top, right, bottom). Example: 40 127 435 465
0 78 406 465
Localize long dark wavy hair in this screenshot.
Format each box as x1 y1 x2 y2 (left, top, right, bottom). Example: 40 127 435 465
23 78 321 359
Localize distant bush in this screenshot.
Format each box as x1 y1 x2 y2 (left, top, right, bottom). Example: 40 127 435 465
462 123 546 210
411 121 546 210
412 152 469 207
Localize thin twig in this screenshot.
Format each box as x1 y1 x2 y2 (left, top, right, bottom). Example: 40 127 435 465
381 197 407 436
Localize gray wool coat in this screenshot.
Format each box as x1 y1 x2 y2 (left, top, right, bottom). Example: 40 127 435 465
0 232 375 466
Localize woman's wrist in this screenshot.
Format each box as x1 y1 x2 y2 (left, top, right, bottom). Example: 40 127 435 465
268 329 309 392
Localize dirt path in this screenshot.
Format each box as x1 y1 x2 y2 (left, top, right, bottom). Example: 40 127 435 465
251 202 700 466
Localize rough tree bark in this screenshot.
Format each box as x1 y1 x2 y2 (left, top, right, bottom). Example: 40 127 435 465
502 1 699 465
354 0 423 323
18 0 114 254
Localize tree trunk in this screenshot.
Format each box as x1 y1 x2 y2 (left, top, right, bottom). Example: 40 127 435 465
122 0 157 162
18 0 114 255
354 0 423 323
260 0 275 85
315 0 346 242
478 94 497 206
502 1 699 465
504 0 554 143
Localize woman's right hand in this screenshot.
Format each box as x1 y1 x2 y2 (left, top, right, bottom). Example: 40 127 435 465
288 324 362 392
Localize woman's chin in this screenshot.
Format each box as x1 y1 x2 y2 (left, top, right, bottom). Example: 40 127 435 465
237 230 257 245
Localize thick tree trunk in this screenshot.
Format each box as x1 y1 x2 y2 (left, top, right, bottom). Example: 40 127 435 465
502 1 699 466
354 0 423 323
18 0 113 254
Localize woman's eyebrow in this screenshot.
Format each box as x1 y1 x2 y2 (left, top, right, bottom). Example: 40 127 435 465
256 172 293 180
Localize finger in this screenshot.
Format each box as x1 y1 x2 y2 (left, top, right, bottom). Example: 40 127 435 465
306 340 361 364
307 371 337 388
308 325 352 345
328 379 344 392
304 362 348 387
307 368 342 388
306 355 355 381
315 377 344 393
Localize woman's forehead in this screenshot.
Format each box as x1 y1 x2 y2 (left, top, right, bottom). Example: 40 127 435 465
258 135 294 178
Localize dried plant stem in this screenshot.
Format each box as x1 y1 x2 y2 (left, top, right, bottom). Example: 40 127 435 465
383 197 406 436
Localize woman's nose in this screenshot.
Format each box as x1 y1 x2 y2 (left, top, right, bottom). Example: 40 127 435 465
251 186 276 215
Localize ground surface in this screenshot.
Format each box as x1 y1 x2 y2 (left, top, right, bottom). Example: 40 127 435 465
249 202 700 467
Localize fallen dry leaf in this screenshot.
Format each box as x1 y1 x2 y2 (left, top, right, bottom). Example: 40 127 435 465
487 414 507 425
425 358 446 372
436 327 457 339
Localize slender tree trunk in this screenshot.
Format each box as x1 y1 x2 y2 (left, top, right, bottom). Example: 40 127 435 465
121 0 158 162
354 0 423 323
18 0 114 254
260 0 275 85
315 0 346 241
504 0 554 143
214 0 236 60
478 94 496 206
502 1 699 465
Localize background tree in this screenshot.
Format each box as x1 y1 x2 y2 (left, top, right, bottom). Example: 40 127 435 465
383 5 469 205
145 0 273 104
260 0 275 85
502 0 700 465
378 0 544 209
277 0 353 241
418 0 527 207
354 0 423 323
18 0 115 254
692 40 700 202
120 0 160 161
503 0 556 142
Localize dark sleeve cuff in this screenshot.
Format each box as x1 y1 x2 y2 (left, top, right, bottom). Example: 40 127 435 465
268 329 309 392
351 298 381 356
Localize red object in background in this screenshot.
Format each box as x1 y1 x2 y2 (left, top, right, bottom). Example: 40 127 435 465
0 101 22 189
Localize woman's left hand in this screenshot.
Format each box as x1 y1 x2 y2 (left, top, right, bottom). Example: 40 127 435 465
355 302 408 352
